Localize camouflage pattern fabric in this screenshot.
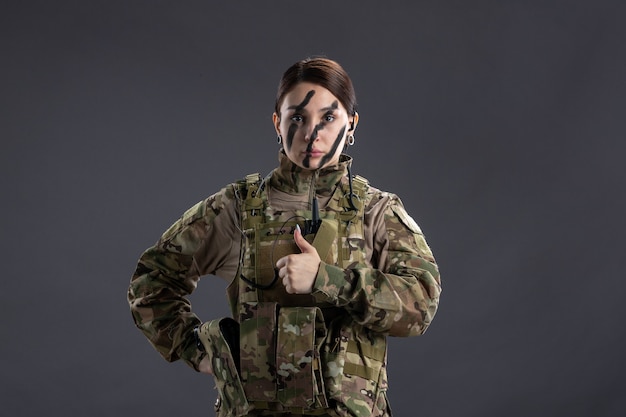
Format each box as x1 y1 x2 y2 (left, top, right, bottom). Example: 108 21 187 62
128 151 441 417
239 302 279 402
275 306 328 408
198 318 250 416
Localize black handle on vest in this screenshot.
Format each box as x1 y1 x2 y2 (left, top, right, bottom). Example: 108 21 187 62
305 197 322 235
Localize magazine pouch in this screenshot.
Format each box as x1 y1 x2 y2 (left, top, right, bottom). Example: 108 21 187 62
276 306 329 409
239 302 279 402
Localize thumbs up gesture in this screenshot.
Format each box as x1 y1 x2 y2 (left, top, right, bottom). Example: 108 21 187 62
276 224 321 294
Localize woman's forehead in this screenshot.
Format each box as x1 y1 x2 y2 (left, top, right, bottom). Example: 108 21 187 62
281 82 344 111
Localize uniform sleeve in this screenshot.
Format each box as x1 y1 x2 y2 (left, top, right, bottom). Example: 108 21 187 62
311 193 441 337
127 186 238 370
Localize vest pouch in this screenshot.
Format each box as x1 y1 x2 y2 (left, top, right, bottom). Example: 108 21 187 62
311 218 338 264
253 219 337 285
322 322 388 416
197 318 250 417
239 302 278 402
276 306 329 409
255 221 301 285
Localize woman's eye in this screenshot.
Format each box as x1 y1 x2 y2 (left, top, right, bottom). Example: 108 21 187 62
290 115 303 123
324 114 335 122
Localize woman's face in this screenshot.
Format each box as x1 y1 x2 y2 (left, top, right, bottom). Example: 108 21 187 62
273 82 358 170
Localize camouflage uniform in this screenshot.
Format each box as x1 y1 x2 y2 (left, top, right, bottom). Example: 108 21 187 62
128 152 441 416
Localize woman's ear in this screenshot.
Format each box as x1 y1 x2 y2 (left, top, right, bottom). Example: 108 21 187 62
272 112 281 136
349 112 359 132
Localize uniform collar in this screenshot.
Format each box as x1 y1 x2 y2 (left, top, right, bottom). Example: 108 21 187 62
269 150 352 196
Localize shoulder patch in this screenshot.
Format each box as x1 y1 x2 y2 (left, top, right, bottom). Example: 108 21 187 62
390 203 423 235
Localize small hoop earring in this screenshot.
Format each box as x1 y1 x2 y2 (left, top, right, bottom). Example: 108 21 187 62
347 134 355 146
277 135 282 144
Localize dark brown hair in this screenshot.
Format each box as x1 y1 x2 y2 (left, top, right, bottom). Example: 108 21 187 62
275 57 357 116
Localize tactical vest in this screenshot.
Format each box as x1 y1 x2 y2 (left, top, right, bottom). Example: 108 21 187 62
199 172 389 417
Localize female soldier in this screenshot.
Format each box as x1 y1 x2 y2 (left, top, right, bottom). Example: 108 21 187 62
128 57 441 417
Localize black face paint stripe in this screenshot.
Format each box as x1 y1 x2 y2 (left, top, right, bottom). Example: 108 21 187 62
303 121 325 168
303 101 340 168
286 122 298 151
307 123 325 150
317 125 346 168
285 90 316 151
288 90 315 111
307 100 338 149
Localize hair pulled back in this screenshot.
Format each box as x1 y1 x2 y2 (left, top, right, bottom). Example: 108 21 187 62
275 57 357 117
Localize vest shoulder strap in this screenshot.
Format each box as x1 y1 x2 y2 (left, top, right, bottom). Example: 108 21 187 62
352 174 369 189
337 173 369 216
235 173 264 229
233 173 262 198
350 174 369 202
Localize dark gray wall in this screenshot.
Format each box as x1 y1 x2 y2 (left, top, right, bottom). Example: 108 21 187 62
2 1 624 416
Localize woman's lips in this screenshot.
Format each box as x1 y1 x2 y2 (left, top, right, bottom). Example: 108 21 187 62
304 150 324 157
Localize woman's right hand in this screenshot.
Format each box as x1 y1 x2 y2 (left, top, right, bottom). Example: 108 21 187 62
198 355 213 375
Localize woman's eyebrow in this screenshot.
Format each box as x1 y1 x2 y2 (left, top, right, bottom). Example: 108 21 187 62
319 101 339 113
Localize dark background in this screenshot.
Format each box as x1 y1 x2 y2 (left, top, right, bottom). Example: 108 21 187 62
2 1 624 416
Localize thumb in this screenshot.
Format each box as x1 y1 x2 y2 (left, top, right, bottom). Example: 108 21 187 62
294 224 315 253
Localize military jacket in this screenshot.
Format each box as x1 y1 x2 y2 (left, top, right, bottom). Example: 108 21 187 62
128 152 442 416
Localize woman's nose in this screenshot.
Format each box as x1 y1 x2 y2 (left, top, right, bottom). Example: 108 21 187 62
304 122 319 142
